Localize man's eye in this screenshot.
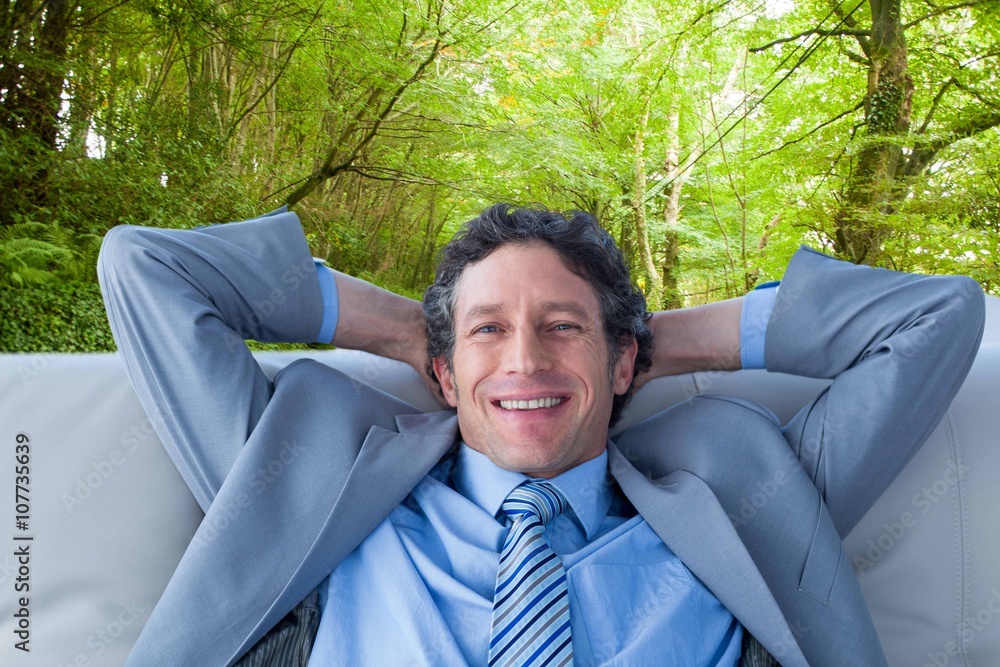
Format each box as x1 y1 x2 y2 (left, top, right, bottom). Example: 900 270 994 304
553 323 579 331
474 325 499 334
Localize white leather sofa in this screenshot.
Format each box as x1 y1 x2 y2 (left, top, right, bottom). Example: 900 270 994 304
1 295 998 667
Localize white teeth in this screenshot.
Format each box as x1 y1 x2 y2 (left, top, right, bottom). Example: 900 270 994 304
499 397 563 410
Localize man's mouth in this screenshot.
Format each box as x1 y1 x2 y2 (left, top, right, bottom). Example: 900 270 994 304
497 397 565 411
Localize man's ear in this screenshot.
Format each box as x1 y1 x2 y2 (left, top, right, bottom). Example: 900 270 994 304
613 339 638 395
432 355 459 407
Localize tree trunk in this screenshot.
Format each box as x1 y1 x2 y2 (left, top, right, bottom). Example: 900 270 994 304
659 48 743 307
265 30 279 165
662 105 684 309
632 101 663 308
365 144 416 253
834 0 913 265
2 0 74 209
33 0 71 148
64 41 96 159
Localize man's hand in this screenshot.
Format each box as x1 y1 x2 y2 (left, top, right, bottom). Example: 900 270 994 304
633 297 744 390
330 270 449 407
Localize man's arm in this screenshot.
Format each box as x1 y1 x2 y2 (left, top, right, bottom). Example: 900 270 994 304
328 269 440 400
635 246 986 536
98 209 432 512
635 296 743 385
769 248 984 536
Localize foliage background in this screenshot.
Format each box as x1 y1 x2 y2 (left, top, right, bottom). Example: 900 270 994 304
2 0 998 351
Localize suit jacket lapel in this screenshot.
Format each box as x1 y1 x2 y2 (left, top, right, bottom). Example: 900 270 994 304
126 362 460 667
228 411 459 664
290 411 458 577
607 443 809 667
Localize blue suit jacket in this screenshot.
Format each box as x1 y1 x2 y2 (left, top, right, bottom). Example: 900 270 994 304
97 209 985 666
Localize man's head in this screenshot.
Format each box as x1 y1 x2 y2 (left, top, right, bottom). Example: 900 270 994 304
423 203 654 477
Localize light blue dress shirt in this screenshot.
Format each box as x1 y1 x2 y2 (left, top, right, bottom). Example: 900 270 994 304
307 264 778 665
310 447 744 665
312 258 338 344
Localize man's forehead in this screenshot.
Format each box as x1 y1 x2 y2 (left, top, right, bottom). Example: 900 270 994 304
452 245 602 323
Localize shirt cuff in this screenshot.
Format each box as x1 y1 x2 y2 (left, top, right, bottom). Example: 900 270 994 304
314 259 339 344
740 281 779 369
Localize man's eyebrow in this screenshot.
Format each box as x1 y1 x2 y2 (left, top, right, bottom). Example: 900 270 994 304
462 303 506 321
460 301 594 321
539 300 594 321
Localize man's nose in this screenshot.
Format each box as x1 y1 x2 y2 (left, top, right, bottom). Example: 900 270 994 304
505 327 551 375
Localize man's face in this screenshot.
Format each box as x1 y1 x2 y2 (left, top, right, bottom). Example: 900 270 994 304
432 242 637 478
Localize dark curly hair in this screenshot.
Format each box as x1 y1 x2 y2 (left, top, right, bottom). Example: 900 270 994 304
423 203 654 425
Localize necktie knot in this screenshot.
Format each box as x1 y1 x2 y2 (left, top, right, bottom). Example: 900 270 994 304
502 481 569 527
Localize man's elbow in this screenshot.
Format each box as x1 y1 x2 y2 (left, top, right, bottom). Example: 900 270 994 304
97 225 162 292
938 274 987 355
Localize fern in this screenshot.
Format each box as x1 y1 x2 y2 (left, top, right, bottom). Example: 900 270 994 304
0 222 75 287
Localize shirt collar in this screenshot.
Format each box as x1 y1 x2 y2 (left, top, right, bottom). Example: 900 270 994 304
452 443 614 541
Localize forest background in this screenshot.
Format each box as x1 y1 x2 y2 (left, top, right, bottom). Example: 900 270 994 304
1 0 998 352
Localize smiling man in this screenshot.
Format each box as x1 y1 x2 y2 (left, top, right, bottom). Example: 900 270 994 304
99 203 985 666
431 241 637 477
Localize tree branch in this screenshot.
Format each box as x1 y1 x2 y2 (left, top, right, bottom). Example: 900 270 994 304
952 79 1000 110
903 109 1000 177
752 101 865 160
684 0 739 33
227 6 321 139
72 0 133 29
904 0 987 29
917 77 956 134
750 28 871 53
832 1 871 57
284 36 445 207
345 165 439 186
260 175 310 203
641 0 869 206
838 43 869 66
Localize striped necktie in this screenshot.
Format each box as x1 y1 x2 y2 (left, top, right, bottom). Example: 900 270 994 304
489 481 573 667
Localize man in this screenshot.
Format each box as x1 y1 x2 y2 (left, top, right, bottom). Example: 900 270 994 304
98 203 984 666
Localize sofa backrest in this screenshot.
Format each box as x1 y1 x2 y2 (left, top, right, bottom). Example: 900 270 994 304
1 295 997 666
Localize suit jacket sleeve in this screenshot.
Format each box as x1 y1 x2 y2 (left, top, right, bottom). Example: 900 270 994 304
97 208 324 512
766 246 986 537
